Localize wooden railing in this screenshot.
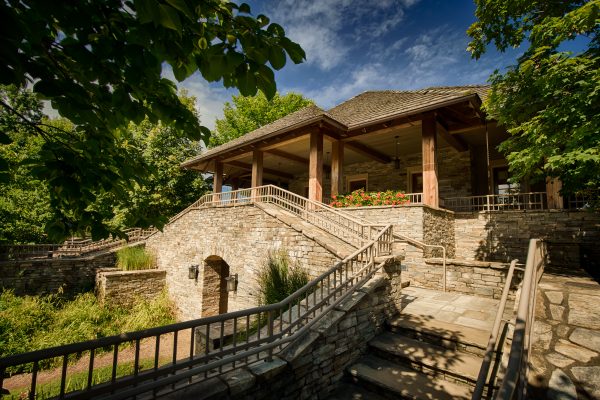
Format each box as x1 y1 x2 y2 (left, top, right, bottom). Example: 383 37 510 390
0 228 157 261
443 192 547 212
472 239 547 399
169 185 385 248
0 225 393 400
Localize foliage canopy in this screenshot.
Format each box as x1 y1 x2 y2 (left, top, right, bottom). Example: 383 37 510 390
0 0 304 239
209 92 314 147
468 0 600 195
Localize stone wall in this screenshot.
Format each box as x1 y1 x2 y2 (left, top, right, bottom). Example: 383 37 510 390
167 269 401 400
288 144 472 200
422 207 456 258
95 268 166 307
145 204 341 322
0 251 117 297
454 210 600 271
424 259 520 299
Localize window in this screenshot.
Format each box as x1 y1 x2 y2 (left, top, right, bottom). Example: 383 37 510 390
346 174 368 192
406 166 423 193
492 166 520 195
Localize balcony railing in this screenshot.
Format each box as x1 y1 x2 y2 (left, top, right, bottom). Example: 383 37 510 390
0 228 157 261
442 192 547 212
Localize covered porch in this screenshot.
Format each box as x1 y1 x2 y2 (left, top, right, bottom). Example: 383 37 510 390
182 87 566 212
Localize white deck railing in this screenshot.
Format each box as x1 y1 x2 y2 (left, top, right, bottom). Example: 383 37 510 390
169 185 390 248
443 192 547 212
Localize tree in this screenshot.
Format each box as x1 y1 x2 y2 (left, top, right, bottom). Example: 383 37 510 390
210 92 314 147
0 86 210 243
0 0 305 239
0 86 52 243
468 1 600 196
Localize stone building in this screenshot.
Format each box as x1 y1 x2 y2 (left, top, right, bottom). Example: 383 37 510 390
146 85 599 321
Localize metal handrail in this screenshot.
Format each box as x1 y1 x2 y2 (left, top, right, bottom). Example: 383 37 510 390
168 185 377 247
472 239 546 399
0 225 393 400
0 228 157 261
472 259 519 399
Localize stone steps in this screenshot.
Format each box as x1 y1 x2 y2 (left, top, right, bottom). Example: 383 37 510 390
386 311 489 356
347 354 472 400
255 203 356 258
369 332 486 386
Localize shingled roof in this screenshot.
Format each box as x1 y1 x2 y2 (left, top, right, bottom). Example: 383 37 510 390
183 85 489 168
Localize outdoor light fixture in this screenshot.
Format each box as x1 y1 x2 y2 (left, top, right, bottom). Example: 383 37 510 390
188 264 199 280
394 136 400 170
225 273 238 292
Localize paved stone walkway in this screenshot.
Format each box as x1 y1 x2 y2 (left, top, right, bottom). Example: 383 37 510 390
529 270 600 400
400 286 508 332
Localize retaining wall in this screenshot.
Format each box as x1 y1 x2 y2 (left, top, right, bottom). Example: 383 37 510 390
95 268 166 306
163 264 402 400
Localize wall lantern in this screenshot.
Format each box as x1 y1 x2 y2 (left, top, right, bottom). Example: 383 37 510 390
188 264 199 280
225 273 238 292
394 136 400 170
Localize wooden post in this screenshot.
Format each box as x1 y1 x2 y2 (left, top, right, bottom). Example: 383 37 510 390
213 161 223 194
251 150 263 199
309 130 323 202
331 140 344 198
546 177 563 209
422 114 439 208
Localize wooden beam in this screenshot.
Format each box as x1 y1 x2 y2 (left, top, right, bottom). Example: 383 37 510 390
331 140 344 198
265 149 308 165
436 119 468 152
251 151 263 188
309 130 323 202
546 177 564 209
213 161 223 193
422 113 439 208
342 121 418 142
345 141 392 164
226 160 293 180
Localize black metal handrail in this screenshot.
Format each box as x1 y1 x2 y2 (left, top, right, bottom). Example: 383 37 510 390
0 224 393 400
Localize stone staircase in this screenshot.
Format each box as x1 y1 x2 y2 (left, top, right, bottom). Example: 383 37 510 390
255 202 360 258
329 287 508 400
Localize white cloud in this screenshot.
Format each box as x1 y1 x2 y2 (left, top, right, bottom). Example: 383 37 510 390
270 0 418 71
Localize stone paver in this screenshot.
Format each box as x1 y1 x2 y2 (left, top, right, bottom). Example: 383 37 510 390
400 287 504 332
529 271 600 399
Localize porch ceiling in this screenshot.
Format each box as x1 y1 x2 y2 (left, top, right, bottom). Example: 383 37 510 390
219 120 498 183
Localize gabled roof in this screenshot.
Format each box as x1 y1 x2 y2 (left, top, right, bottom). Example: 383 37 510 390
183 84 489 168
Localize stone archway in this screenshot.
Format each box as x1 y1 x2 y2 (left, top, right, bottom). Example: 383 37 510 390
201 255 230 317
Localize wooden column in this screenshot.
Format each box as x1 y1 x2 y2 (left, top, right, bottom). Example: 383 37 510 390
422 114 439 208
546 177 564 209
331 140 344 198
213 161 223 194
309 130 323 202
251 150 263 199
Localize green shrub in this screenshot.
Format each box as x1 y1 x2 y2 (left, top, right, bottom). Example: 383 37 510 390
0 289 175 374
257 250 310 306
116 246 155 270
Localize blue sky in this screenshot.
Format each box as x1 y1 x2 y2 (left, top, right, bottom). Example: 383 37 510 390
172 0 525 129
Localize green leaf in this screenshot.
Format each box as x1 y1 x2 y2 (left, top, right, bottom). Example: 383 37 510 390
268 46 286 70
281 38 306 64
158 4 182 32
256 65 276 99
237 69 257 97
0 131 12 144
165 0 194 21
238 3 251 14
134 0 159 24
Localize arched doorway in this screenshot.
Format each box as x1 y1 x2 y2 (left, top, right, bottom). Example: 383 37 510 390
201 255 230 317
